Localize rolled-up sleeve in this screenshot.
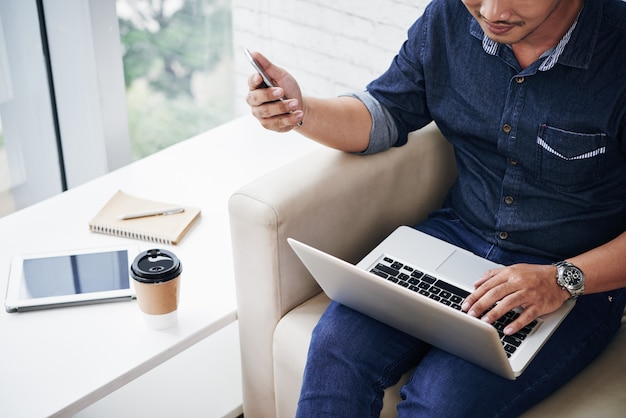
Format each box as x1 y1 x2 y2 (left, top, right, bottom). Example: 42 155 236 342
340 91 399 155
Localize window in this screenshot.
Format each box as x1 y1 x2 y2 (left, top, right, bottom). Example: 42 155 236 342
116 0 235 160
0 0 235 218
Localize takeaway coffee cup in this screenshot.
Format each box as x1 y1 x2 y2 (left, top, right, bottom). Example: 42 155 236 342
130 249 182 330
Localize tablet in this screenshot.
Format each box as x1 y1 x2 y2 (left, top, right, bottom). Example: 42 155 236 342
5 245 139 313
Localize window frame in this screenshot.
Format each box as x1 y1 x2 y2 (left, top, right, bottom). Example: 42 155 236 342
0 0 62 210
43 0 131 189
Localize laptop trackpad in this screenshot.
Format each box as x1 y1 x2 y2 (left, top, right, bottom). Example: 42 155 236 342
435 250 498 288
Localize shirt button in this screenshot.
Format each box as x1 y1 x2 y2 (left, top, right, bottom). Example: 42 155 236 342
504 196 514 205
509 158 518 166
499 231 509 240
502 124 512 134
515 76 525 84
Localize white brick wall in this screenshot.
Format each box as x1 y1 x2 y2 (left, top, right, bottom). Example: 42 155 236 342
232 0 431 115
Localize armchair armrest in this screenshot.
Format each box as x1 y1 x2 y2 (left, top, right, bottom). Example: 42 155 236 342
228 123 456 416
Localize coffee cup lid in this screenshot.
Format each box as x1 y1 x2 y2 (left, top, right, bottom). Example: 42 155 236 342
130 249 182 284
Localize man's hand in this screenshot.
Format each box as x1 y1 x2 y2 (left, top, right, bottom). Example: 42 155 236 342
244 51 372 151
245 51 304 132
461 263 570 335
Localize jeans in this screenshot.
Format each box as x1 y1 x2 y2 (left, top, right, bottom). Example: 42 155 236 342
296 210 625 417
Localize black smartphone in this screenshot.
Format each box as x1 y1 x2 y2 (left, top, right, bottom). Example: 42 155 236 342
244 48 276 88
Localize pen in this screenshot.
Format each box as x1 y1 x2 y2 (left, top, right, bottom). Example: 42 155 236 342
119 207 185 220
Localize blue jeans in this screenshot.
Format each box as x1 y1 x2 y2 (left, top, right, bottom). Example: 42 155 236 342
296 210 625 417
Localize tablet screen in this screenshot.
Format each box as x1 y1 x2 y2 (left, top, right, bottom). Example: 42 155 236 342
22 250 129 298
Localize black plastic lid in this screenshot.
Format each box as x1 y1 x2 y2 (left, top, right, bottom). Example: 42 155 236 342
130 249 182 284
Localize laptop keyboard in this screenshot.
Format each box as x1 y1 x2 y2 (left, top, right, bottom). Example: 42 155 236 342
369 256 539 358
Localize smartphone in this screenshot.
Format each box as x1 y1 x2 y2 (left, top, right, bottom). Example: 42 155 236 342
244 48 276 88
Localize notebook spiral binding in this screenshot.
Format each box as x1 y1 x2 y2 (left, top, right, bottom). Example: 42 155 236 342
89 224 173 245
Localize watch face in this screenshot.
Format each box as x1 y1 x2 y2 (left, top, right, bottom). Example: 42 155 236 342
562 267 583 288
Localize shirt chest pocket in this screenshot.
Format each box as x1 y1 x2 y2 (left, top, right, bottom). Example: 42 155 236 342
534 124 607 193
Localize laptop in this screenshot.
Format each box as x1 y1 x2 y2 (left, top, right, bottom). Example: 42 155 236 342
287 226 575 380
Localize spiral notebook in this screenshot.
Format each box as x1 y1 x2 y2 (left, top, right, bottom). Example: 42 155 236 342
88 191 201 245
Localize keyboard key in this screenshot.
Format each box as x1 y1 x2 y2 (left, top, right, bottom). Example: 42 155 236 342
433 279 470 299
371 269 388 279
422 274 436 284
504 344 517 355
391 262 404 270
503 335 522 347
512 332 528 341
521 320 538 334
375 263 400 276
411 270 424 279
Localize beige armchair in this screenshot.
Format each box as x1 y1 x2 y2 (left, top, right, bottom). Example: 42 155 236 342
228 124 626 418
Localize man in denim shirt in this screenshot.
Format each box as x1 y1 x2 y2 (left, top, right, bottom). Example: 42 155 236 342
247 0 626 415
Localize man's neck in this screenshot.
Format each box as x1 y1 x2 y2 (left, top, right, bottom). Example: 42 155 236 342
512 0 583 69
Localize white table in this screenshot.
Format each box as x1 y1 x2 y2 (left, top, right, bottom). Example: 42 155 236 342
0 115 319 417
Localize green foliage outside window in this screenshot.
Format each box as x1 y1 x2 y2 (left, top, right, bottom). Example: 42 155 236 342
118 0 234 160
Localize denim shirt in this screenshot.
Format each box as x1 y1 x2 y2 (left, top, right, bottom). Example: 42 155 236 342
359 0 626 259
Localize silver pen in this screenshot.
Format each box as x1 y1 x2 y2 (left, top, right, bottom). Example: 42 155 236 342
119 207 185 220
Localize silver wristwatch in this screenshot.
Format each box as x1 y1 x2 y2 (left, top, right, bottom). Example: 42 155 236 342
553 261 585 299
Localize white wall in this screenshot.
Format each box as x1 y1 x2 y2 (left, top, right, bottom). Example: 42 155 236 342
232 0 431 115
